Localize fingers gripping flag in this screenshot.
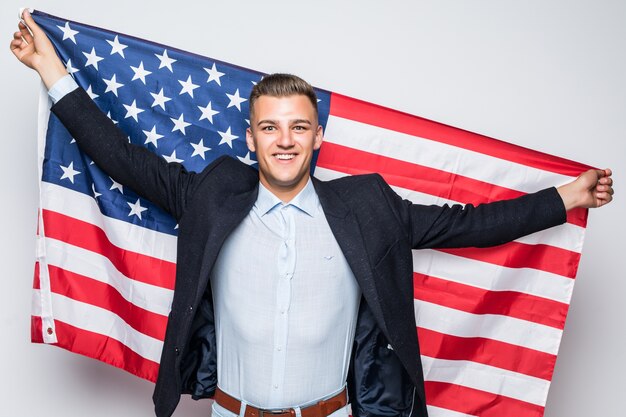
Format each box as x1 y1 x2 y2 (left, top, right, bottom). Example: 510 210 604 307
30 10 591 417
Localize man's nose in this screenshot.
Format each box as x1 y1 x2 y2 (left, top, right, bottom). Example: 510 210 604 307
276 128 295 148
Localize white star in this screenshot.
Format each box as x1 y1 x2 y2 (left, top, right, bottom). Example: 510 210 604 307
130 61 152 84
109 177 124 193
218 127 238 148
127 198 148 220
238 152 257 166
179 75 199 98
123 100 144 122
57 22 79 44
103 74 124 96
198 101 219 124
155 49 176 72
106 111 118 125
65 59 79 75
143 125 164 147
83 47 104 70
106 35 128 58
204 63 225 85
226 89 247 111
163 150 184 164
60 161 81 183
92 184 102 199
170 114 191 135
150 88 171 110
190 139 211 159
85 85 99 100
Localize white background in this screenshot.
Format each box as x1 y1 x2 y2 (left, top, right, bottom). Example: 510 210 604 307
1 1 624 416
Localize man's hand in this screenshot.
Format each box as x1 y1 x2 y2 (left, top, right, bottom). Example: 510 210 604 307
10 9 68 89
557 169 614 211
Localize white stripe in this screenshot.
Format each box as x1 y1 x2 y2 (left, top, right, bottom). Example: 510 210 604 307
324 115 576 194
413 249 575 304
40 182 177 263
426 405 476 417
515 225 585 254
36 83 57 344
315 167 585 253
45 237 174 315
314 167 349 181
32 289 163 363
421 356 551 406
414 300 562 355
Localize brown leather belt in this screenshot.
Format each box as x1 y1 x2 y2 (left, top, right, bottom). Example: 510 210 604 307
214 387 348 417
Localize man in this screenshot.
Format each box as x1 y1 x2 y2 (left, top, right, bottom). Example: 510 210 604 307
11 10 614 417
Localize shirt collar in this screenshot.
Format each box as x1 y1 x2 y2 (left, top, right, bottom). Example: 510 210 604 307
255 179 319 217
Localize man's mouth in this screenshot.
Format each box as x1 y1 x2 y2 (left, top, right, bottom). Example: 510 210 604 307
274 153 296 160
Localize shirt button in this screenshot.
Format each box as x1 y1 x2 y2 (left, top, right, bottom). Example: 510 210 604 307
277 347 282 351
274 385 278 389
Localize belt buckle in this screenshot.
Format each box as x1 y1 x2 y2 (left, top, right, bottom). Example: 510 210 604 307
258 408 291 417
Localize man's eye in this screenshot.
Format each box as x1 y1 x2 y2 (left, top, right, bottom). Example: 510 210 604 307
293 125 306 131
262 126 275 131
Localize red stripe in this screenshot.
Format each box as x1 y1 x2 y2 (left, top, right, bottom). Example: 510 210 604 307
33 318 160 382
47 265 168 341
33 261 41 290
317 141 587 228
439 243 581 279
425 381 545 417
31 315 44 343
414 273 569 329
329 92 593 178
42 209 176 289
418 328 556 381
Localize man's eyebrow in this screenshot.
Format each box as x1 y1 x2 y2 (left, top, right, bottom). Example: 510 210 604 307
256 119 312 126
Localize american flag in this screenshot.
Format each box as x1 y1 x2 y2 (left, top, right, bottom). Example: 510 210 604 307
30 9 591 417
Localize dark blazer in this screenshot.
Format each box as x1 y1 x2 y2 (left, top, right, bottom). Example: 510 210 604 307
52 88 567 417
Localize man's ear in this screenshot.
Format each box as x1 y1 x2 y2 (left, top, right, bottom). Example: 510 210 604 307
245 128 256 152
313 125 324 150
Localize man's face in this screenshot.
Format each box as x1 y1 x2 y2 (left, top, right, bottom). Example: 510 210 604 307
246 94 323 201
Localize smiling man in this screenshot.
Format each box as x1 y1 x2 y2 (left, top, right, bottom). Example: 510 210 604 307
11 10 614 417
246 78 323 202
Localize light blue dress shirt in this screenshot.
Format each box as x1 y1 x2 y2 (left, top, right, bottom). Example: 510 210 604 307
48 74 78 103
211 180 361 417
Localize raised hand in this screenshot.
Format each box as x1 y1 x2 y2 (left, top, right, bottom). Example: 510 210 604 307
10 9 68 89
558 168 614 210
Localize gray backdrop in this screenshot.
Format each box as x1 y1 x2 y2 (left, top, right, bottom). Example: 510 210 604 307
2 1 624 416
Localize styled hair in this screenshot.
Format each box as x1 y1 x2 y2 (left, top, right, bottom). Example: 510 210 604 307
249 73 318 118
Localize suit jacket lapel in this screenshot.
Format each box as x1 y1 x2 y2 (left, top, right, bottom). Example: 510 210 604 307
313 177 389 336
195 184 259 302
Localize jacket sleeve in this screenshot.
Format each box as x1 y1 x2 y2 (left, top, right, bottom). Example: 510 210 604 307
51 87 203 221
374 174 568 249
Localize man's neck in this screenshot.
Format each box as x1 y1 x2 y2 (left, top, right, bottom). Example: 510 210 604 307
259 178 311 203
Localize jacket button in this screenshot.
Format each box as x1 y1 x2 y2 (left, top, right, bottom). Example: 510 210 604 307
174 347 180 356
188 305 193 312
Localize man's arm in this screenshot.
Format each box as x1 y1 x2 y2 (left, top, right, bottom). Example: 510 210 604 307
371 167 614 250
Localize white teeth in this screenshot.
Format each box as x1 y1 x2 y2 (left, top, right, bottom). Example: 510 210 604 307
275 154 295 160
